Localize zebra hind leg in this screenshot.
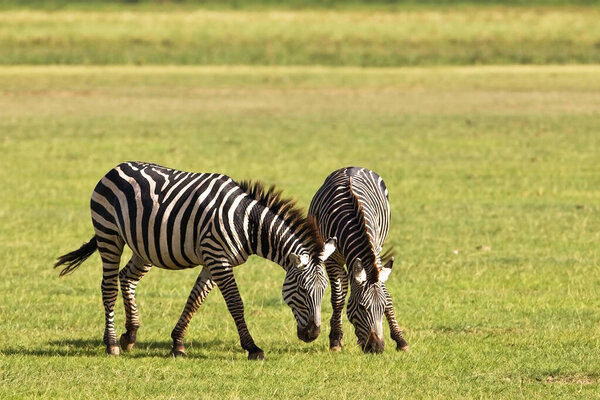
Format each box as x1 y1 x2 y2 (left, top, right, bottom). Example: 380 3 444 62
170 267 215 357
119 255 152 352
97 237 125 356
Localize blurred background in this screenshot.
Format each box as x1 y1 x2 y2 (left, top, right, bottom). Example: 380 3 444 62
1 0 599 66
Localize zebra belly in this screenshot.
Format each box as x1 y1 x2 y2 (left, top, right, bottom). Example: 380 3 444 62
115 214 204 270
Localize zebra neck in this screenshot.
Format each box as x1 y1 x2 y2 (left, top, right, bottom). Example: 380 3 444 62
341 238 380 272
249 204 300 269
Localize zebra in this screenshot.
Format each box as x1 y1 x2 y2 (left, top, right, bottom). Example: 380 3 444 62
54 161 336 360
308 167 409 353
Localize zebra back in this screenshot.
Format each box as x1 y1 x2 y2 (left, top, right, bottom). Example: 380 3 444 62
91 162 327 270
309 166 391 281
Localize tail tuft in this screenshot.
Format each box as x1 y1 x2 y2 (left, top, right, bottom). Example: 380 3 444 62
54 237 97 277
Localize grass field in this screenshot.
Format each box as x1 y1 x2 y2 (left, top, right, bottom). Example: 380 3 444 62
1 64 599 398
1 7 600 65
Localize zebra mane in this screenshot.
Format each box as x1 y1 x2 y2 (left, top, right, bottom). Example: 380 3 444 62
348 178 383 282
349 178 379 282
238 180 324 256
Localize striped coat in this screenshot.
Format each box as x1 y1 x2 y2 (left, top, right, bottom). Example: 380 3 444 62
309 167 408 353
56 162 336 360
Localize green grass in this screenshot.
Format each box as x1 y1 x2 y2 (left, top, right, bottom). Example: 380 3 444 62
1 65 599 398
3 0 600 11
1 7 600 65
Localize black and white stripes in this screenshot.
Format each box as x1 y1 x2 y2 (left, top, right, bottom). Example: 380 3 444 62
309 167 408 353
55 161 335 360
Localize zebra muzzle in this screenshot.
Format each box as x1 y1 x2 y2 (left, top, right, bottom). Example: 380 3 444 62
297 321 320 343
363 331 385 354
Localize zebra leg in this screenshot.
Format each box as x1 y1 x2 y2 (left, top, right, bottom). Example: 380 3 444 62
383 284 409 351
170 267 215 357
326 254 347 351
209 262 264 360
118 254 152 352
96 236 125 356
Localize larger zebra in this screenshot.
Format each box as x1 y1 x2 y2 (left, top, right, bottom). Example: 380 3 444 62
55 162 336 360
308 167 408 353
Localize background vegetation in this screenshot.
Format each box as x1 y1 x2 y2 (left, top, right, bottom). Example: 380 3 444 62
2 0 600 9
1 1 599 399
0 5 599 65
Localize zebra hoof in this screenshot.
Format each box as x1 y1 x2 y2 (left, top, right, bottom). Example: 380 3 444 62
119 334 135 352
171 348 187 358
396 338 409 352
330 338 342 351
248 351 264 361
106 345 120 356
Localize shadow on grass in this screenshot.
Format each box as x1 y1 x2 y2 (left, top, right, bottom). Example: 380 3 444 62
0 338 246 360
2 336 333 359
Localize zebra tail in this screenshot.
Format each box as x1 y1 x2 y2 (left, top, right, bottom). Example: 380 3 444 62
54 236 98 277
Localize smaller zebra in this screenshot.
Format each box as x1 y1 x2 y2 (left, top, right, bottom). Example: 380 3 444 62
309 167 409 353
54 162 336 360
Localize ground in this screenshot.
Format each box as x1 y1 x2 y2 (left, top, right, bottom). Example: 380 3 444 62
1 64 599 398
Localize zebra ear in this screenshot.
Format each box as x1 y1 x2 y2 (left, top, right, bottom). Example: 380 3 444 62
290 253 310 269
352 258 367 284
383 256 394 269
320 237 337 261
379 257 393 283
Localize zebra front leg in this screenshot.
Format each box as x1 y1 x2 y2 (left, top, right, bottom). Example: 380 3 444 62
170 267 215 357
209 262 264 360
119 255 152 352
383 284 409 351
326 255 347 351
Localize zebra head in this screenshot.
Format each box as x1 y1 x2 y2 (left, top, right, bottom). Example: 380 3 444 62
347 256 394 353
283 237 336 343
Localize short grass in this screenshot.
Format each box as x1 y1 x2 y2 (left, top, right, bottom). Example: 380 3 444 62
1 65 600 399
1 7 600 65
3 0 600 10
